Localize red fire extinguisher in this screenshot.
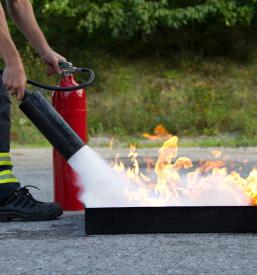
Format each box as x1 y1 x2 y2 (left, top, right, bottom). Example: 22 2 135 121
52 61 88 211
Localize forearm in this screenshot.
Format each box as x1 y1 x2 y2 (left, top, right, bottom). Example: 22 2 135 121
0 4 22 66
6 0 50 55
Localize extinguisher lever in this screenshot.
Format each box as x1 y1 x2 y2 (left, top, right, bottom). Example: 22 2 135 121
58 61 76 74
58 61 93 77
58 61 73 70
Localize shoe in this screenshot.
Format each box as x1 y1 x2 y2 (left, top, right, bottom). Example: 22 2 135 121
0 185 63 221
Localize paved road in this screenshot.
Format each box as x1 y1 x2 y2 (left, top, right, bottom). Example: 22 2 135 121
0 148 256 275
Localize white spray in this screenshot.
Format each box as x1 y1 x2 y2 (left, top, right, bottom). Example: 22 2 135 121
68 145 137 208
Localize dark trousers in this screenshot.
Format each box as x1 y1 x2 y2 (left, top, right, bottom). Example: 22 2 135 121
0 78 20 203
0 79 11 152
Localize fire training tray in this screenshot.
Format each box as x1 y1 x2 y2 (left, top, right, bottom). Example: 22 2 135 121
85 206 257 235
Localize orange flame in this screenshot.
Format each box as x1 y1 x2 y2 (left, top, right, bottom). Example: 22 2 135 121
199 160 226 173
211 150 222 158
143 124 172 140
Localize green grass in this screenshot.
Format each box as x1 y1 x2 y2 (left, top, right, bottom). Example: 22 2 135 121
11 134 256 149
86 134 257 148
9 48 257 147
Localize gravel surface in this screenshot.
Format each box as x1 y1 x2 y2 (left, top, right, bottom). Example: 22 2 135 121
0 147 256 275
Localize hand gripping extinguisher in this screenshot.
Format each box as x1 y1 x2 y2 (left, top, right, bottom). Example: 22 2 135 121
52 61 89 210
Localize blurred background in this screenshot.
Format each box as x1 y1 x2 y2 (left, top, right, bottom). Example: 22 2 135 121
3 0 257 147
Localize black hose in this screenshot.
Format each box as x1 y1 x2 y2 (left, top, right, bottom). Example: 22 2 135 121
0 67 95 91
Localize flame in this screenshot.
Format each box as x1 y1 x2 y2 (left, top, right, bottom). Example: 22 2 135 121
143 124 172 140
112 125 257 206
199 160 225 173
109 137 114 151
211 150 222 158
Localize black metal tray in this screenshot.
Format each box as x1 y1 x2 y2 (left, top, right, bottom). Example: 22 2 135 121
85 206 257 235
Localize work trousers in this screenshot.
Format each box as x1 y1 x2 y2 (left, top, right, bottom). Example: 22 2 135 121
0 78 20 203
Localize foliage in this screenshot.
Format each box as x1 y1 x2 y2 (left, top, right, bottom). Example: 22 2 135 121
40 0 257 40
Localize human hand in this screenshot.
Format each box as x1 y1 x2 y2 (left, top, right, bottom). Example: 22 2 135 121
2 63 27 101
40 48 66 76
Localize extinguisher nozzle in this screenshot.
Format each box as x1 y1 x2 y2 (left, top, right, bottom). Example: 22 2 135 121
20 91 85 160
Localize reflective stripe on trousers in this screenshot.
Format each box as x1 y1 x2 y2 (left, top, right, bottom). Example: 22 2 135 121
0 169 19 184
0 152 12 166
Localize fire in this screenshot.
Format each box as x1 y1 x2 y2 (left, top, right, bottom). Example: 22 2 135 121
112 126 257 206
143 124 172 140
211 150 222 158
199 160 225 173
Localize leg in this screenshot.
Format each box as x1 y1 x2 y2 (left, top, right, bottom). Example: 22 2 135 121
0 78 62 221
0 78 20 203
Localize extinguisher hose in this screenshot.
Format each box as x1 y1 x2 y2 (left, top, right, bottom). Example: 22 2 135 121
0 67 95 91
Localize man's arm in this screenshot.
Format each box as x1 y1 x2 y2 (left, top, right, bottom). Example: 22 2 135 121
6 0 65 75
0 3 26 100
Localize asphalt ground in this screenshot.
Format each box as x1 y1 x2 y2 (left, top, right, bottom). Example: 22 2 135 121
0 147 256 275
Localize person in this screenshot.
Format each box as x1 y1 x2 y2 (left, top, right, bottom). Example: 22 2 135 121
0 0 64 221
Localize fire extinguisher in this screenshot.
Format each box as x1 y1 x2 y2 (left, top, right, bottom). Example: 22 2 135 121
52 61 89 210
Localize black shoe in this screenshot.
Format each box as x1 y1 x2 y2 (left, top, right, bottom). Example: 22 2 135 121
0 186 63 221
